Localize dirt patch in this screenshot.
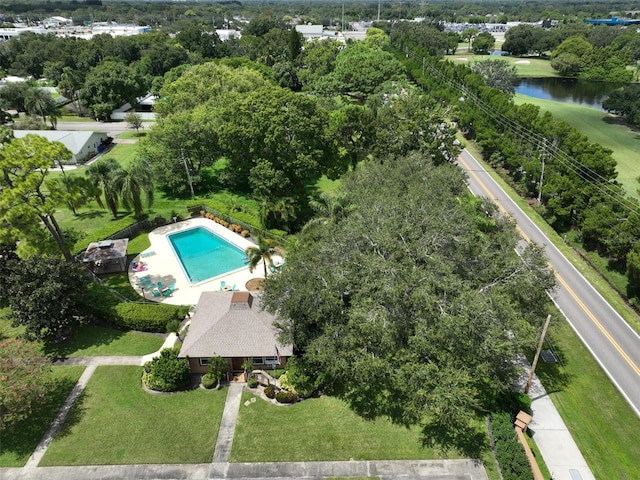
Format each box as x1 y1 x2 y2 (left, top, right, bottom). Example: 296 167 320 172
245 278 265 291
514 60 531 64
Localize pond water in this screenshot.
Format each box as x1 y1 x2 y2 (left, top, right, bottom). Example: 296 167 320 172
514 77 623 110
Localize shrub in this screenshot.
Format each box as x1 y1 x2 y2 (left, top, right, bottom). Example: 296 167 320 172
200 210 205 217
263 385 276 399
241 230 250 237
201 373 218 389
247 376 258 388
143 347 191 392
491 412 534 480
113 303 189 332
207 356 227 381
166 319 180 334
275 390 298 404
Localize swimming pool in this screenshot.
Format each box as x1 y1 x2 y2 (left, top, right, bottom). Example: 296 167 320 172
168 227 248 283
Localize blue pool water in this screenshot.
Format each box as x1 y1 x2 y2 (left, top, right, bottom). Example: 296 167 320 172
168 227 247 283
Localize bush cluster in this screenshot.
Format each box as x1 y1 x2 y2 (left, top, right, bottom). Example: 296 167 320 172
491 412 534 480
247 376 258 388
201 373 217 389
143 347 191 392
113 303 188 332
275 390 298 404
263 385 276 398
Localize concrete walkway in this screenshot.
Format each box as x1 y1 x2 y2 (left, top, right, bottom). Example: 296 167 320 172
212 383 244 464
24 365 97 468
527 375 595 480
1 459 488 480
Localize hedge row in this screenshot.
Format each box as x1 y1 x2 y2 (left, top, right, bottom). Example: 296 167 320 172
73 215 139 254
85 283 188 332
491 412 534 480
113 303 189 332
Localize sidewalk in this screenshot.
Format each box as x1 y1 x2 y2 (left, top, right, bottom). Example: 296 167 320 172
525 374 595 480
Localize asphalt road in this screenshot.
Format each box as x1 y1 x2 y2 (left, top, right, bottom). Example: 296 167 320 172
458 148 640 417
56 120 153 138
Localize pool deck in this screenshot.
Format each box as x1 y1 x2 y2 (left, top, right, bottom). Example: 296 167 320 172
128 218 268 306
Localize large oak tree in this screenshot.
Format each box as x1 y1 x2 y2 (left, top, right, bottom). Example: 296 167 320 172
262 153 555 451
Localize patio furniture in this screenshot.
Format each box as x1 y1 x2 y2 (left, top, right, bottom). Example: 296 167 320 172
151 288 161 297
230 284 236 291
219 281 226 291
162 283 175 297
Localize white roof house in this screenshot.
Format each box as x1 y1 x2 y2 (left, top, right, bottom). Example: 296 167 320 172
13 130 110 164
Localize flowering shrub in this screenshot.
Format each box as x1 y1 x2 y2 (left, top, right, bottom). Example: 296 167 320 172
241 230 250 237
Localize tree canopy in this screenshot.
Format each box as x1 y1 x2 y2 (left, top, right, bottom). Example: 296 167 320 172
261 153 555 450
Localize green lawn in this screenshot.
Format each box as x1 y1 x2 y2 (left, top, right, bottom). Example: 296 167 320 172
40 366 226 465
233 392 461 462
47 325 164 357
449 52 558 77
233 392 499 478
514 94 640 199
118 131 147 139
0 366 85 467
0 307 25 339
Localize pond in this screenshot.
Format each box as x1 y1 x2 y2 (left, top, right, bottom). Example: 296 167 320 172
514 77 623 110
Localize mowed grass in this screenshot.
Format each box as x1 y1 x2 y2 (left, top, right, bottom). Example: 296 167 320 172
537 319 640 479
0 366 85 467
449 52 558 77
47 325 164 357
514 94 640 199
40 366 226 465
232 393 463 462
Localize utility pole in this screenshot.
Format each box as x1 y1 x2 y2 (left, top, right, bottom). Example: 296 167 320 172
377 0 381 22
537 139 547 204
181 149 195 198
524 314 551 394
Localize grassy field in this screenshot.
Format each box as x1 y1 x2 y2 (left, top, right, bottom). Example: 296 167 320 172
40 366 226 466
514 94 640 199
0 366 85 467
233 391 500 478
47 325 164 357
449 51 558 77
465 141 640 477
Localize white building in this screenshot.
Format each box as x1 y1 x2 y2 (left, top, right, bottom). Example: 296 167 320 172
14 130 111 164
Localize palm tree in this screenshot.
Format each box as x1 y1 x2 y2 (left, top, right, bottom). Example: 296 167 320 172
24 88 57 125
86 157 124 219
245 236 276 279
302 192 347 233
119 158 154 218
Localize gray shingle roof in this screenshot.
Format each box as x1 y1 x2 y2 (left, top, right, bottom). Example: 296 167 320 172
179 291 292 358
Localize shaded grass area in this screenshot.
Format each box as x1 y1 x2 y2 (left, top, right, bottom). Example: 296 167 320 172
232 393 463 462
0 307 25 340
40 366 225 465
514 94 640 200
0 366 85 467
536 319 640 479
46 325 164 357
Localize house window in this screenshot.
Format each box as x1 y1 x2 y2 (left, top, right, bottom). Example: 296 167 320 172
251 357 264 364
199 358 209 366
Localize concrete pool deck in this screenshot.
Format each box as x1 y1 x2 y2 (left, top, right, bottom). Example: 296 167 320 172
128 218 267 306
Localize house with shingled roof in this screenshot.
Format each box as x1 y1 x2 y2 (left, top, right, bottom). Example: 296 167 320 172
179 291 293 376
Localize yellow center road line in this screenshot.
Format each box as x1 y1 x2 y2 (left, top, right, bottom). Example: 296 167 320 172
458 153 640 377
